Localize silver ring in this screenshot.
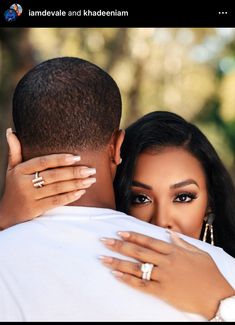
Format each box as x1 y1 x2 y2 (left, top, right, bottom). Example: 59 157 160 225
140 263 154 281
32 171 45 188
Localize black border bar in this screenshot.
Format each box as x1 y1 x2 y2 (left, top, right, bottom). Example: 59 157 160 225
0 1 234 27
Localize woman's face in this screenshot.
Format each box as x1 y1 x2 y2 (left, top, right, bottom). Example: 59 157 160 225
129 147 208 239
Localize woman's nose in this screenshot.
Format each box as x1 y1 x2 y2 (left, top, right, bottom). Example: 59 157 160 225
152 206 174 229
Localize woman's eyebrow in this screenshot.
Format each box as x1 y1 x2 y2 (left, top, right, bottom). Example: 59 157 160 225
132 180 152 190
170 179 199 189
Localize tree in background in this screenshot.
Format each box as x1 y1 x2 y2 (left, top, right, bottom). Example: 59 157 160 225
0 28 35 196
1 28 235 194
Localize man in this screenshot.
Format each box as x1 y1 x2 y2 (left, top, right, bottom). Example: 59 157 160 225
0 57 234 321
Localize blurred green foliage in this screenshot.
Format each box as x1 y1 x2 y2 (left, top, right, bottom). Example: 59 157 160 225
1 28 235 195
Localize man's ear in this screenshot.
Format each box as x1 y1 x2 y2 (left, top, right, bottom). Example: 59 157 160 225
109 129 125 166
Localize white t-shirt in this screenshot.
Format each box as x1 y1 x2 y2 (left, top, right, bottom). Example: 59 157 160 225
0 206 234 321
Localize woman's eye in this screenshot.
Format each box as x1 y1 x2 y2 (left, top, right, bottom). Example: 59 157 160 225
131 194 152 205
174 193 196 203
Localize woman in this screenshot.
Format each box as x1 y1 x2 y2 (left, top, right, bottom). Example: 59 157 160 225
102 111 235 320
0 112 235 320
114 111 235 257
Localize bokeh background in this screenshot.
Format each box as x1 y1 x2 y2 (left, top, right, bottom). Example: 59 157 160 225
1 28 235 196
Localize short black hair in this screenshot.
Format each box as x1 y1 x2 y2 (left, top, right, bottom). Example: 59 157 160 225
114 111 235 257
13 57 122 156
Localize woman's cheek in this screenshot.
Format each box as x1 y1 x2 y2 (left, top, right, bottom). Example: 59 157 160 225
129 204 154 223
175 205 206 239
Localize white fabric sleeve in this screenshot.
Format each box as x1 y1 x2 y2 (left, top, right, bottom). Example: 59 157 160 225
0 276 24 321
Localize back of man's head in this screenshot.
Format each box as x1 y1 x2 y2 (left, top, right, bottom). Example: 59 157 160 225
13 57 122 158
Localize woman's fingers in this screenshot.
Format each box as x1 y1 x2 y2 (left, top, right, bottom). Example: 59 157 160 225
100 238 165 265
35 178 96 199
38 166 96 185
17 154 82 174
100 256 143 277
38 189 86 211
99 256 159 281
111 271 159 295
117 231 173 254
6 128 22 169
168 230 201 253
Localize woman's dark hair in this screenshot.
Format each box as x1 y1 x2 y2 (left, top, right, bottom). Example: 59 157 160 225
114 111 235 257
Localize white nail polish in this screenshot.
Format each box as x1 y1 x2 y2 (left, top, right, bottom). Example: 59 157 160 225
6 128 12 137
65 155 81 164
73 156 81 162
74 190 86 198
82 178 96 186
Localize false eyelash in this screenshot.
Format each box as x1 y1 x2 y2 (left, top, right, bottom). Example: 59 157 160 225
174 192 198 203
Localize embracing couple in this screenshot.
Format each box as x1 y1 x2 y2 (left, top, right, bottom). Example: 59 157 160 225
0 57 235 321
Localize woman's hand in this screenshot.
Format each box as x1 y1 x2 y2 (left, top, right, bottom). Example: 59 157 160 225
0 129 96 230
99 231 235 320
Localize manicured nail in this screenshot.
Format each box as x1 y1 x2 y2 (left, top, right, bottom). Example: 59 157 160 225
112 270 124 278
6 128 12 137
171 231 180 238
117 231 130 239
165 229 179 238
98 255 113 264
74 189 86 198
165 229 173 235
80 167 96 177
73 156 81 162
65 155 81 164
100 238 115 246
82 178 96 186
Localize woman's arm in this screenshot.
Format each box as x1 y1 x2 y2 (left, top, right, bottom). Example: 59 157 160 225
0 129 96 230
99 231 235 320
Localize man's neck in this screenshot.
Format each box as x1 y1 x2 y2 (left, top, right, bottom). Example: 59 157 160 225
67 152 116 210
23 148 116 210
68 175 116 210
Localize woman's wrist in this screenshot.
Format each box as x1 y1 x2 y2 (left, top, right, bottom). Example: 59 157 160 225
207 287 235 320
0 201 6 230
210 295 235 321
0 199 12 230
199 280 235 320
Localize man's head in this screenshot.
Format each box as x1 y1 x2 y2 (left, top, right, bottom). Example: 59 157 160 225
13 57 123 160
